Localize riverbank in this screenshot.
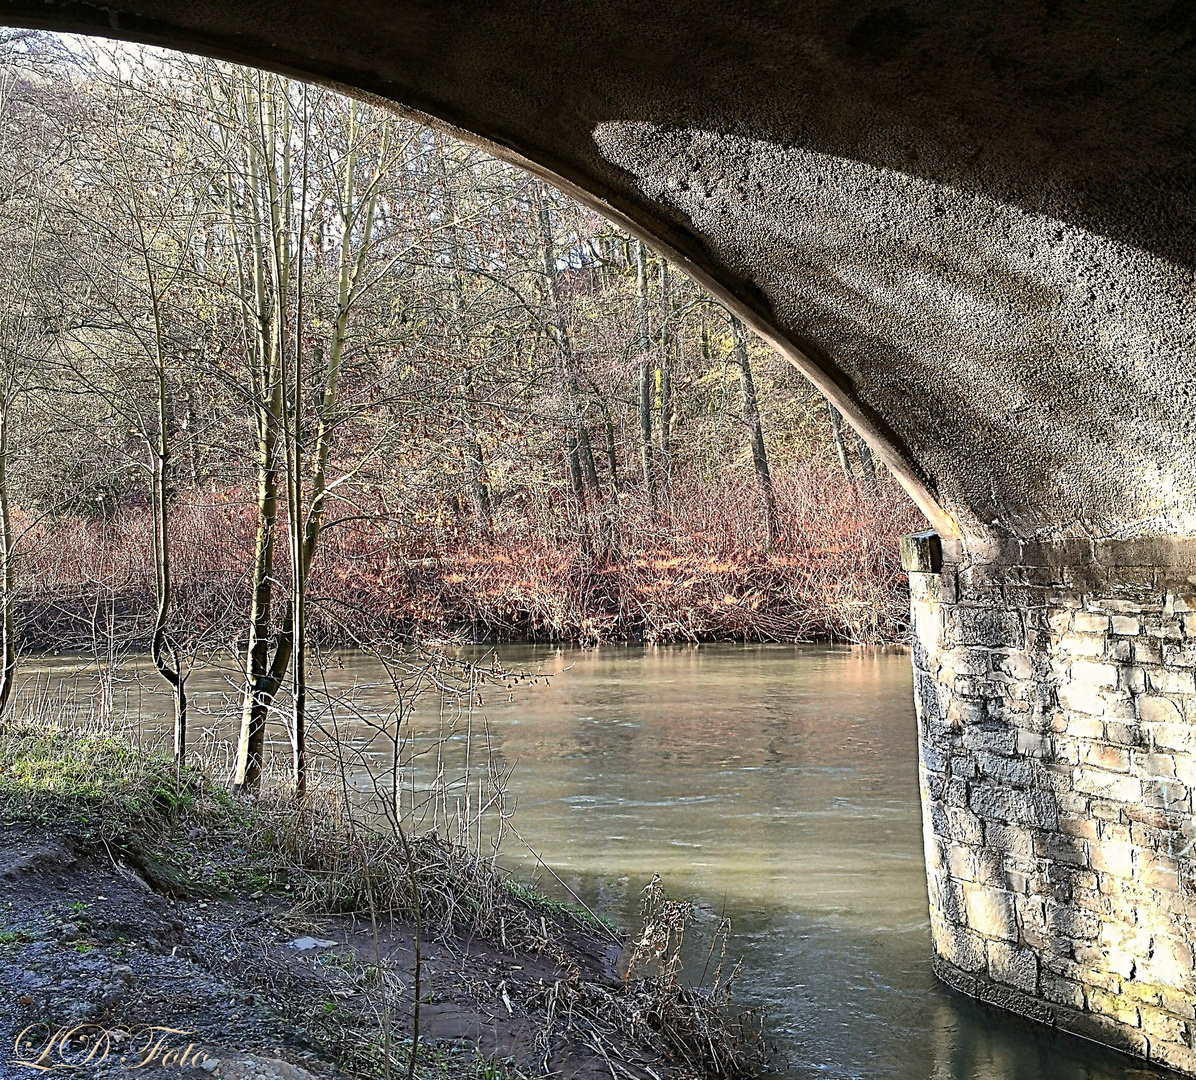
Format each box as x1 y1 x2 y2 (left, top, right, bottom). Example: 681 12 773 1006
0 722 763 1080
18 467 921 651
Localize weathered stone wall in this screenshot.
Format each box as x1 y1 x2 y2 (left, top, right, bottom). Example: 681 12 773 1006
905 532 1196 1072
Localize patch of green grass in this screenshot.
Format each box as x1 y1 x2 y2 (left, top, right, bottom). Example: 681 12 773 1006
503 879 620 936
0 720 295 897
0 929 30 946
348 1037 527 1080
0 725 198 830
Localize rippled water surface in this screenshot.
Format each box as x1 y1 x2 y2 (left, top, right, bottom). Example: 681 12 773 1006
30 644 1160 1080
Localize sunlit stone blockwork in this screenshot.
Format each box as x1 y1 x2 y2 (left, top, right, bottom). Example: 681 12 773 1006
906 532 1196 1072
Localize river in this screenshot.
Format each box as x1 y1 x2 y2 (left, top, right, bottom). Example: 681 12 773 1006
24 643 1160 1080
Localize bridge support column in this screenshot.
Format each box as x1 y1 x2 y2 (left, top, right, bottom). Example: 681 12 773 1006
904 531 1196 1072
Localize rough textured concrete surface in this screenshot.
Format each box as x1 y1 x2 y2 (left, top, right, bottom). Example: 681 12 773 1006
1 0 1193 540
4 0 1196 1068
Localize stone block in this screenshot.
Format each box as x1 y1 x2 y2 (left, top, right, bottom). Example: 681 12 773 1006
1139 1004 1188 1047
1139 852 1182 892
1075 952 1120 985
1059 683 1108 716
1162 991 1196 1020
1086 988 1140 1027
1135 751 1177 777
952 607 1025 649
945 777 970 807
1152 936 1194 982
1104 721 1143 746
976 750 1037 787
947 843 978 881
946 806 984 845
1062 716 1103 740
1079 742 1130 772
1149 669 1196 695
985 821 1035 858
1059 815 1098 840
963 883 1019 941
948 753 978 779
1150 1040 1196 1075
1075 612 1111 634
1060 633 1106 658
1046 900 1100 941
963 726 1017 754
1107 640 1132 662
931 917 986 973
1122 980 1163 1007
988 940 1039 993
1088 840 1134 878
1102 821 1132 844
970 782 1058 829
1142 777 1189 811
1074 768 1141 803
1133 639 1163 664
1034 831 1088 865
932 877 966 923
1072 659 1121 688
1041 973 1085 1009
1149 722 1195 753
1112 616 1142 636
1164 642 1196 668
994 651 1033 680
920 741 948 772
941 647 989 678
1090 798 1123 822
901 531 942 573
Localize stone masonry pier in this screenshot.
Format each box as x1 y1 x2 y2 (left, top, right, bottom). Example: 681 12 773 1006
905 532 1196 1071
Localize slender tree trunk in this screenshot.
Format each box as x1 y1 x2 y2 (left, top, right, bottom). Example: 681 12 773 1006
234 412 280 791
855 434 878 496
658 258 672 469
635 239 656 509
536 183 599 495
565 429 585 501
730 313 779 548
0 406 16 716
827 402 855 484
287 87 310 800
440 144 494 531
132 193 187 767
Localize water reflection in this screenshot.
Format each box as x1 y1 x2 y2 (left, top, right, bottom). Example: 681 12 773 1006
24 644 1163 1080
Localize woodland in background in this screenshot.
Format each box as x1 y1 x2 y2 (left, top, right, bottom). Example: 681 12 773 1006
0 32 922 773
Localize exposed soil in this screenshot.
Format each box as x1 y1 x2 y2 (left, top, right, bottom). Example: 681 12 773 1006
0 822 664 1080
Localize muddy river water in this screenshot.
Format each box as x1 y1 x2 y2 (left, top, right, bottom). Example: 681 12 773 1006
28 644 1161 1080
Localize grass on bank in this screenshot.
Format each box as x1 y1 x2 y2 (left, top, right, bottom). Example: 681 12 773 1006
0 718 766 1079
0 719 587 951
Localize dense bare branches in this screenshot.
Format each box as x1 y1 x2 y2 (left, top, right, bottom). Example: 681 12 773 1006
0 37 922 733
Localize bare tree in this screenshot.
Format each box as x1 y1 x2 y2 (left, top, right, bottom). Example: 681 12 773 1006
729 313 778 548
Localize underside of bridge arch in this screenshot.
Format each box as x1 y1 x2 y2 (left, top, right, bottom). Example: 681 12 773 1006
7 0 1196 1068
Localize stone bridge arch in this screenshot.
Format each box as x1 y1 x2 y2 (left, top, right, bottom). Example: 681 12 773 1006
5 0 1196 1070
